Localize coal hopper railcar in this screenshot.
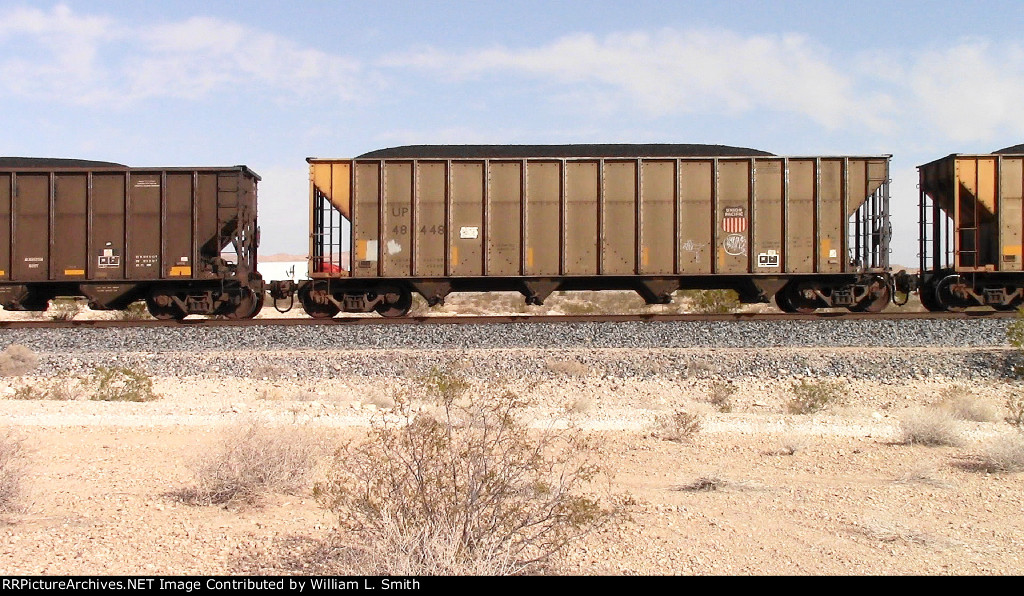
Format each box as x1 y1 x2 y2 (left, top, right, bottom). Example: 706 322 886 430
914 145 1024 311
276 144 893 317
0 158 263 319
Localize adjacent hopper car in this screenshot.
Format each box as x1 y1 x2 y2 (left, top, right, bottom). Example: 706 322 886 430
276 145 893 316
0 158 262 319
5 143 1024 319
913 145 1024 311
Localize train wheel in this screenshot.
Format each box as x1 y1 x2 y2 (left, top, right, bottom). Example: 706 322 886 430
223 288 264 320
935 275 970 312
918 283 946 312
775 290 798 313
375 287 413 318
145 292 186 320
299 282 339 319
848 279 890 313
780 283 817 314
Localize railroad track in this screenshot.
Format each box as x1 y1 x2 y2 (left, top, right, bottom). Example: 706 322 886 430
0 309 1017 330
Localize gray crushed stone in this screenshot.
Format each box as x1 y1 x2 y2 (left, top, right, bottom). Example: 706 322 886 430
0 319 1018 381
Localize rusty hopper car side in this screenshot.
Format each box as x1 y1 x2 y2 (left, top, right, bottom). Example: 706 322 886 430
288 145 891 317
915 147 1024 311
0 158 262 319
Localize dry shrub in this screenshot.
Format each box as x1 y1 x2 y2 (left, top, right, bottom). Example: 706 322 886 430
706 381 737 413
899 407 963 447
674 476 725 492
11 379 78 401
1006 394 1024 430
566 396 595 415
938 386 999 422
974 434 1024 473
774 435 807 456
544 359 591 377
186 420 324 506
680 289 740 314
48 298 81 321
654 408 702 442
0 430 28 512
786 378 843 415
416 367 472 405
315 382 617 575
364 391 397 410
0 345 38 377
119 302 153 321
88 366 158 402
251 363 289 380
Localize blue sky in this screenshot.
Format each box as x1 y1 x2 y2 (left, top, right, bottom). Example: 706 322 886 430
3 1 1024 265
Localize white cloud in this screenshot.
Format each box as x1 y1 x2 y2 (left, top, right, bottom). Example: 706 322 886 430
0 4 116 102
908 41 1024 142
0 4 362 106
5 5 1024 151
384 29 895 132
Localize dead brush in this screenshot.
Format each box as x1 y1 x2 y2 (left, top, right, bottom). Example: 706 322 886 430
706 381 737 413
119 302 153 321
654 408 702 442
47 298 81 322
544 359 592 377
0 430 28 513
0 344 39 377
314 385 619 575
899 407 963 447
972 433 1024 473
183 420 325 507
415 367 472 405
679 289 740 314
1005 394 1024 430
11 378 79 401
938 385 999 422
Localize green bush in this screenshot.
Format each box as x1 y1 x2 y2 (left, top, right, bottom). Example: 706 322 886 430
785 379 843 415
88 366 158 402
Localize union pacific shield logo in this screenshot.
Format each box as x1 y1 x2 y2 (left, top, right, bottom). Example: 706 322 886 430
722 207 747 233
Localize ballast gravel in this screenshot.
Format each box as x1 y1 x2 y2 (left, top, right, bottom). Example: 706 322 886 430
0 318 1017 382
0 317 1014 353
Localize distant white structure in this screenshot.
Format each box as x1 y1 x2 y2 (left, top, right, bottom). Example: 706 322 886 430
258 261 308 282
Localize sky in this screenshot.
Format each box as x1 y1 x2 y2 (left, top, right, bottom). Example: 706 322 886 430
3 0 1024 266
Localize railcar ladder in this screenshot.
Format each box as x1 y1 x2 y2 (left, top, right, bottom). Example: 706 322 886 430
850 173 890 271
312 187 345 274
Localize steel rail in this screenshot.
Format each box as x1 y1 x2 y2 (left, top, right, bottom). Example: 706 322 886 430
0 309 1016 330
